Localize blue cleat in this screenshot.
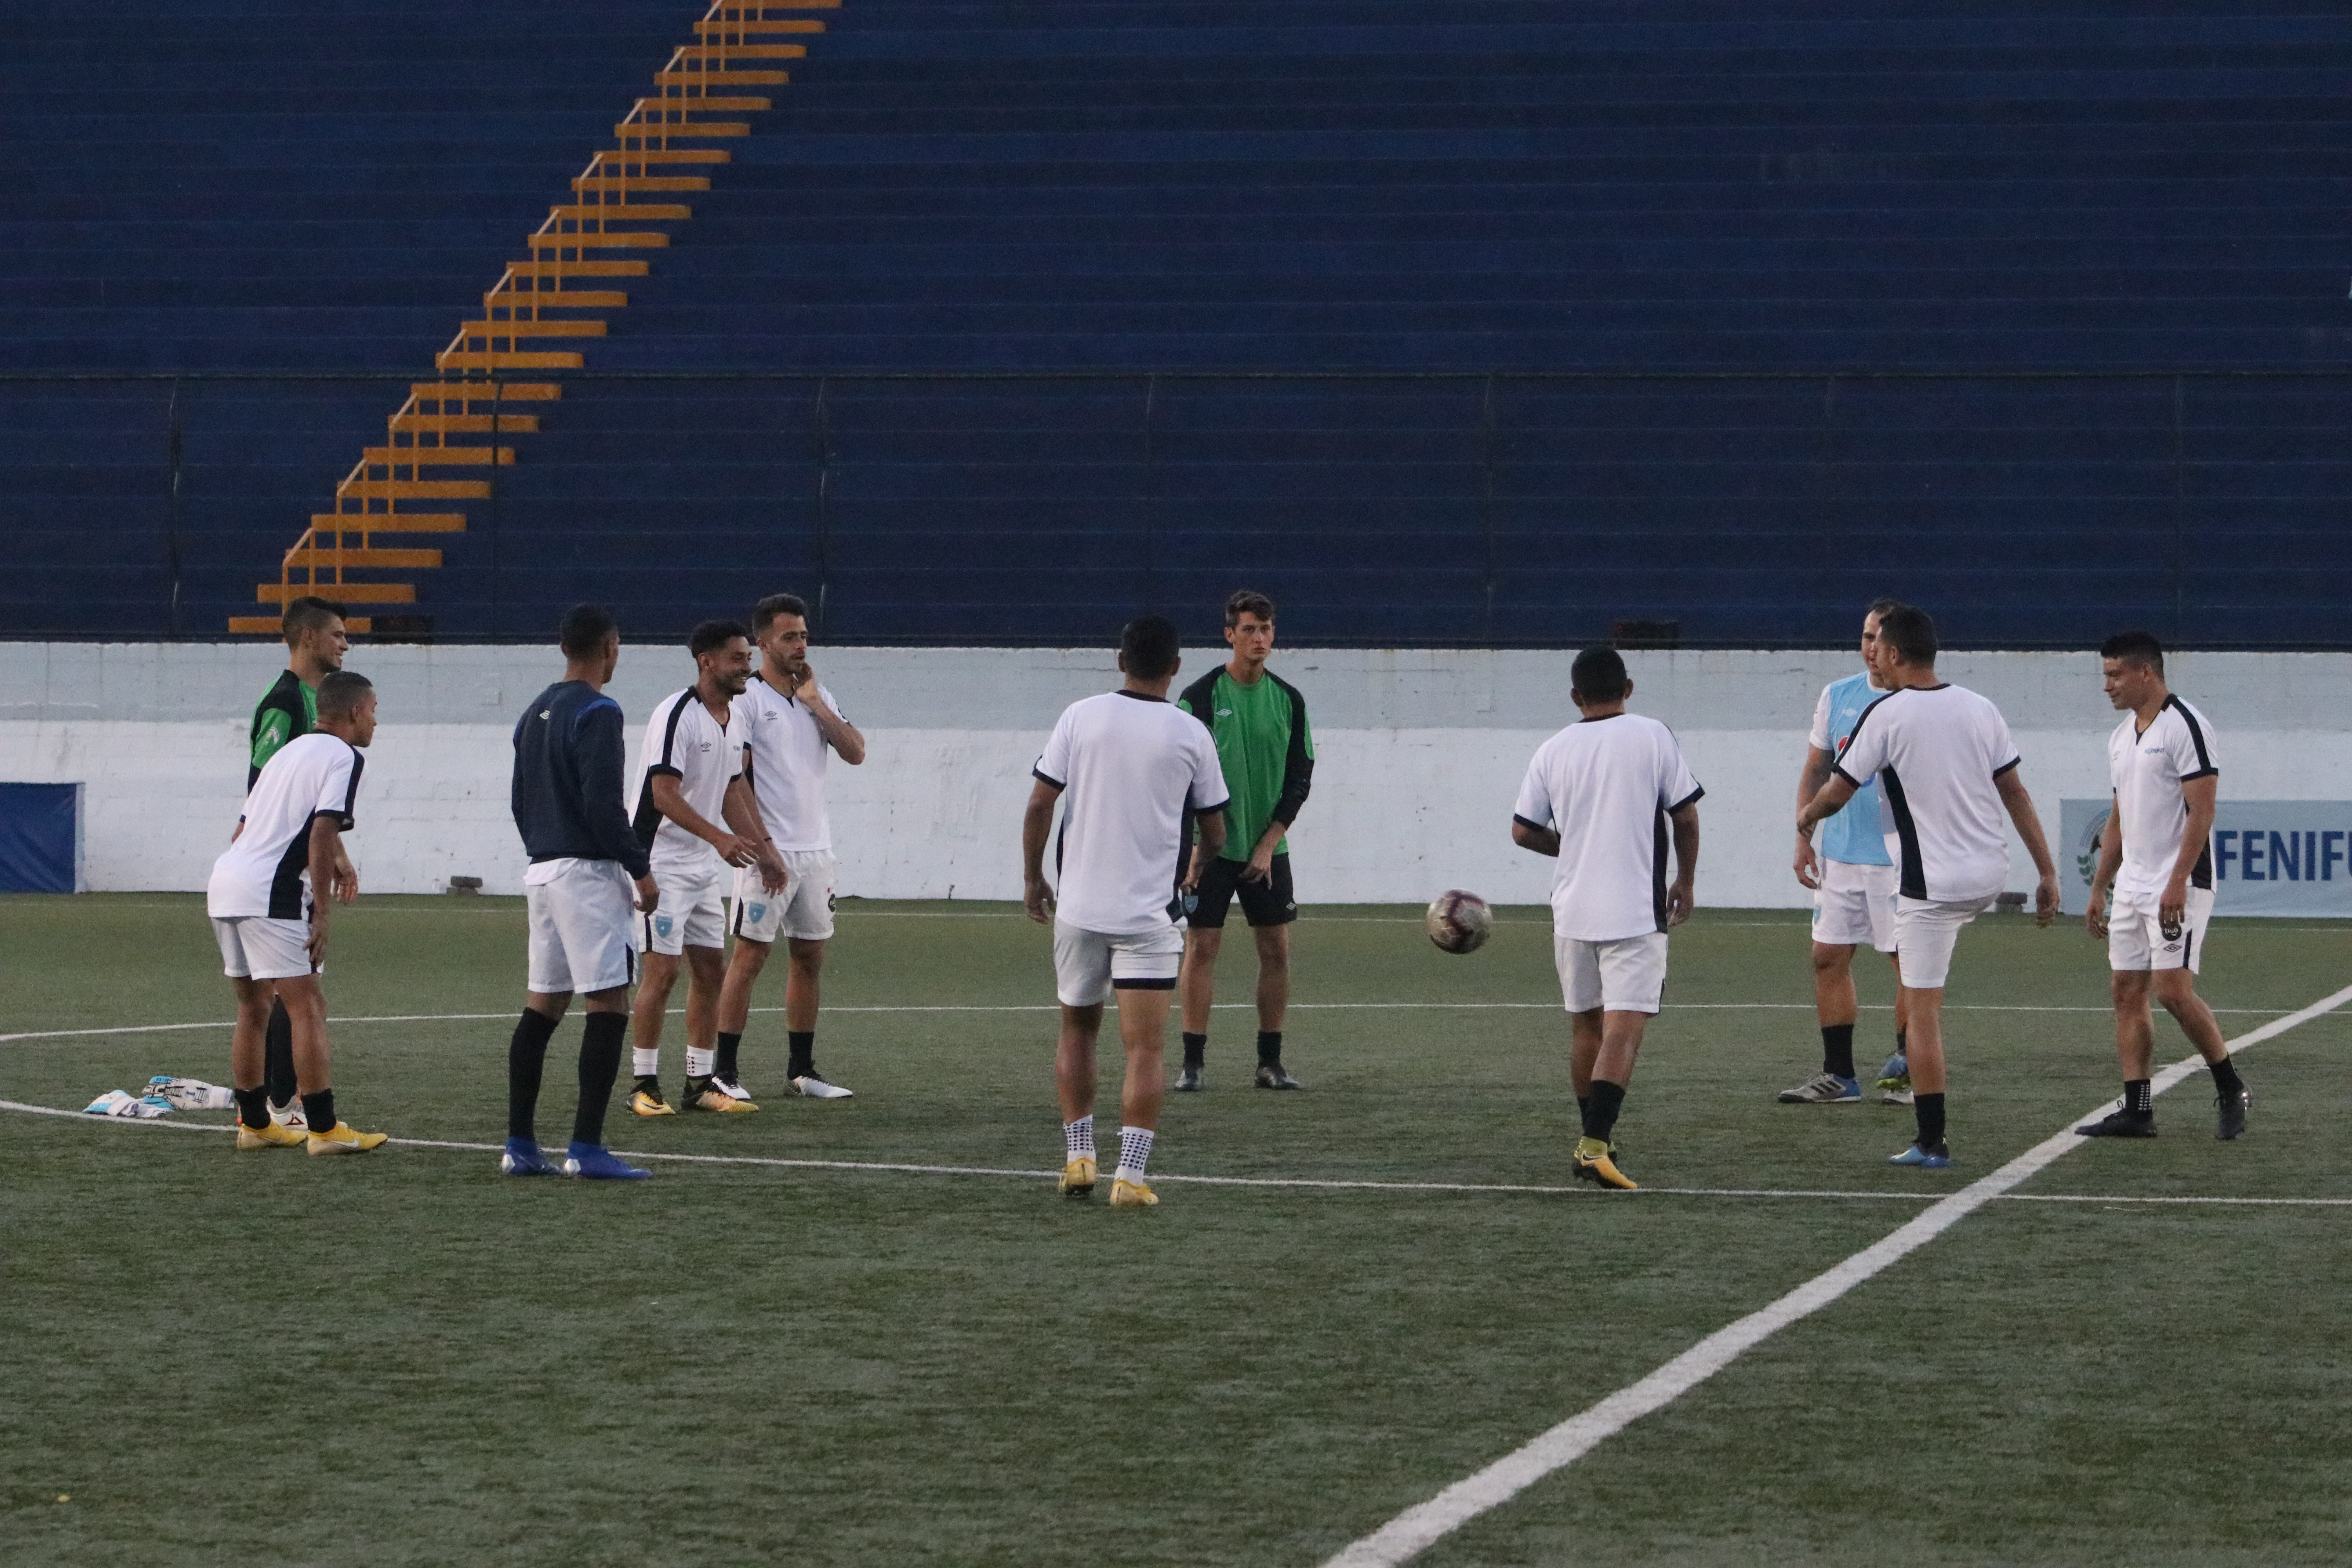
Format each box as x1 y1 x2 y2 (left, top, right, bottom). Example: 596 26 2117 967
563 1142 651 1180
499 1137 559 1176
1887 1142 1951 1169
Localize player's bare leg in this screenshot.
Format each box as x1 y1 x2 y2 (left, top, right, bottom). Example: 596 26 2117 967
228 977 304 1149
276 972 381 1152
1889 984 1952 1165
777 937 843 1094
1782 941 1865 1103
1110 983 1171 1203
629 950 684 1114
677 943 751 1110
1056 1002 1105 1194
1176 927 1220 1089
2087 967 2244 1139
1569 1006 1647 1187
1251 923 1299 1089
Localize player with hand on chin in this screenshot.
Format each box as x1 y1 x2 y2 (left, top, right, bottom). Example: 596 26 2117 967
1798 604 2061 1170
2078 631 2246 1140
1024 615 1230 1208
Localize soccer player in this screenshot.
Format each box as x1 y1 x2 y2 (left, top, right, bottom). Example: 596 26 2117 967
503 604 662 1180
1797 604 2061 1169
1174 589 1314 1091
626 620 764 1116
715 593 866 1101
2078 631 2248 1139
1023 615 1229 1208
243 594 352 1130
206 669 387 1154
1782 598 1913 1105
1510 646 1702 1191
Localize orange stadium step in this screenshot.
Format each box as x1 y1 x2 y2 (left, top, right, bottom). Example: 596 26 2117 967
528 230 671 249
409 382 562 401
618 120 750 137
487 289 630 310
435 349 586 370
392 413 540 434
359 445 517 465
694 20 825 34
631 97 769 114
338 479 494 499
455 318 608 338
572 177 710 194
654 69 790 87
547 203 691 221
257 582 416 605
676 44 808 59
312 512 469 532
588 149 731 166
287 547 443 569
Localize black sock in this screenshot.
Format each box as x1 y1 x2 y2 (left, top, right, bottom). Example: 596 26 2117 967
787 1029 815 1079
1820 1023 1857 1079
1257 1030 1283 1067
715 1030 742 1081
301 1089 336 1137
1576 1094 1589 1120
234 1084 271 1131
1914 1091 1947 1149
1582 1079 1626 1143
573 1011 627 1147
1181 1031 1207 1069
2123 1078 2154 1116
2210 1057 2243 1098
508 1008 557 1142
264 997 298 1105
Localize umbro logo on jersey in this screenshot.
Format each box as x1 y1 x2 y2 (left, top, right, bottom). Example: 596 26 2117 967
1217 708 1233 717
539 710 552 720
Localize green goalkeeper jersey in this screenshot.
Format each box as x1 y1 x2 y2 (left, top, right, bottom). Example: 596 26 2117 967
1175 665 1315 860
248 668 317 790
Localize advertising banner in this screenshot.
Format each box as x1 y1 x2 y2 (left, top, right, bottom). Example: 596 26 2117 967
2060 799 2352 918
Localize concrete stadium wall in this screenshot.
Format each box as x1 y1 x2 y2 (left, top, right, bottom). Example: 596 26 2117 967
3 643 2345 908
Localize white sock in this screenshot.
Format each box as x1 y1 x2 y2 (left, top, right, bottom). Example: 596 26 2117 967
687 1046 715 1078
1115 1125 1154 1183
1064 1114 1095 1162
632 1047 659 1078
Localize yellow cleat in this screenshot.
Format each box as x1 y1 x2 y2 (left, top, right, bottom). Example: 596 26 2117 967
629 1087 676 1117
1107 1176 1158 1208
1572 1137 1637 1191
1058 1156 1097 1197
307 1122 389 1156
687 1082 758 1113
235 1120 309 1151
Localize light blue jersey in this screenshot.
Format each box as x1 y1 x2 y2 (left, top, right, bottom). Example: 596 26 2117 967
1812 670 1893 867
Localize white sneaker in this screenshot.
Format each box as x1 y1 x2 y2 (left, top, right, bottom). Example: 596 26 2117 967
268 1098 308 1131
791 1073 853 1100
710 1075 756 1104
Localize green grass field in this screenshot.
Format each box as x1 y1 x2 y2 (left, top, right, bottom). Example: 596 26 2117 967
3 893 2347 1567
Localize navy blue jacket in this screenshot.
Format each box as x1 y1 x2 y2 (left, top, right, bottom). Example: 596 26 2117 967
511 679 650 878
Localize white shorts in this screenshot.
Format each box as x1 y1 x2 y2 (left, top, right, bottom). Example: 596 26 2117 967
526 858 638 995
1555 930 1670 1015
2108 885 2214 974
636 862 726 956
732 850 837 944
1893 893 1997 990
1813 857 1899 953
1052 919 1185 1008
212 916 316 982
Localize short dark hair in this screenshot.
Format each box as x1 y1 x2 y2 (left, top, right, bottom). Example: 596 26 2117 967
1225 590 1276 628
281 596 345 644
1570 646 1630 704
558 603 618 659
2100 629 2165 674
1867 597 1905 619
753 593 808 633
316 669 373 719
690 618 751 659
1119 613 1182 680
1878 604 1938 666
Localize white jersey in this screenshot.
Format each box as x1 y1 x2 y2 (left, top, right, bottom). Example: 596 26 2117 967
1035 690 1229 935
1835 683 2021 903
735 672 844 853
2108 696 2219 897
630 688 742 873
207 732 364 920
1513 712 1704 943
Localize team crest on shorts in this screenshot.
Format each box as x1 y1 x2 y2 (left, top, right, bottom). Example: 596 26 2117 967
748 903 767 922
654 914 673 938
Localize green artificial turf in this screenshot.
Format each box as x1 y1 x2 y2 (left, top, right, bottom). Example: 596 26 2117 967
1 895 2345 1567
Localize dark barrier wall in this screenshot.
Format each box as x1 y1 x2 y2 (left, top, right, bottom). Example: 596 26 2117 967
5 2 2350 645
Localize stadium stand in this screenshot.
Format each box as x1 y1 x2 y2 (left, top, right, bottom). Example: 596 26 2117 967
4 2 2350 646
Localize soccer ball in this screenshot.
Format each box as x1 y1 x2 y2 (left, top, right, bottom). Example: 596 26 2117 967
1425 890 1493 954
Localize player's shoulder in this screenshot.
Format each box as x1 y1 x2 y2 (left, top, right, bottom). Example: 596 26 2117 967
2163 694 2216 735
1822 668 1876 703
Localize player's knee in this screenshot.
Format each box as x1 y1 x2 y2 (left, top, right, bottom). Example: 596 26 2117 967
2151 970 2196 1011
1254 925 1290 965
1809 943 1852 976
1187 927 1223 961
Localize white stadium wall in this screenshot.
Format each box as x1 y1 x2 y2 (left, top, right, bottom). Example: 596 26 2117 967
2 643 2346 907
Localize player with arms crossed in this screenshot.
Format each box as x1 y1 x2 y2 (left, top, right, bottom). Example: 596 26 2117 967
1174 589 1314 1092
715 593 867 1102
1023 615 1229 1208
1798 605 2060 1169
1782 598 1913 1105
2079 631 2247 1140
1510 646 1702 1191
242 594 353 1131
625 620 765 1116
503 604 661 1180
207 669 387 1154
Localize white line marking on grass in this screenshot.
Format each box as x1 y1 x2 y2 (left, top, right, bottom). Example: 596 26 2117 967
1319 980 2352 1568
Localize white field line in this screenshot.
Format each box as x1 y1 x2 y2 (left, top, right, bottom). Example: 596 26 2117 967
8 1096 2352 1209
1319 980 2352 1568
0 998 2305 1046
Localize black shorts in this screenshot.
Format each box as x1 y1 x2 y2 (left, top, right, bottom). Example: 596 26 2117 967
1185 852 1298 929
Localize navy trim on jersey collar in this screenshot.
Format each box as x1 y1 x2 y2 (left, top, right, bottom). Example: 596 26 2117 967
1114 688 1168 702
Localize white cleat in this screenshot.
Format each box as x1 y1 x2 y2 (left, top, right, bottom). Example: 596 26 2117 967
791 1074 853 1100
